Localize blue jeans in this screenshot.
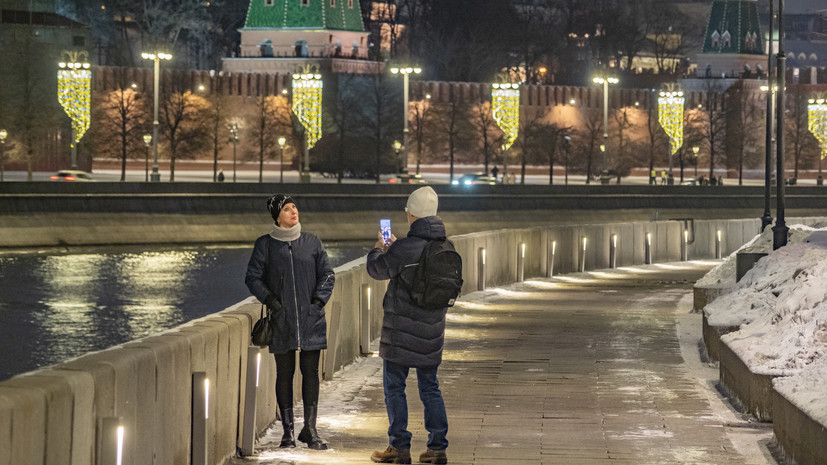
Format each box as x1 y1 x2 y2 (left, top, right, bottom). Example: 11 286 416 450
383 359 448 451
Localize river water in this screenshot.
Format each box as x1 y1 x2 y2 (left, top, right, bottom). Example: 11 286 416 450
0 242 371 381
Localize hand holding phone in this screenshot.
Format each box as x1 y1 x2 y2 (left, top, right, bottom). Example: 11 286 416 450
380 219 392 244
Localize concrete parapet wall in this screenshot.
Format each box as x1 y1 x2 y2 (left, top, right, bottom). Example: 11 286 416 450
0 216 821 464
773 388 827 465
701 314 739 364
719 342 776 422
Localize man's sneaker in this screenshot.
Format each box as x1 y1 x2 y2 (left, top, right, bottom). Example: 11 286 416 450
371 446 412 464
419 449 447 464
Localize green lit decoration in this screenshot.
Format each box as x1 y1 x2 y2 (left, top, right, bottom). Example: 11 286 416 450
658 90 684 156
291 67 323 150
491 82 520 151
58 50 91 169
809 98 827 161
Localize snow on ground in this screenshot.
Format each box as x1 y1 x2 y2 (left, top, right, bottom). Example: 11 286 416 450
702 225 823 327
696 227 827 430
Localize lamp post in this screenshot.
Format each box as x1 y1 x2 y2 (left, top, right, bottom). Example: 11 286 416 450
143 134 152 182
0 129 7 182
564 135 571 186
229 123 239 182
693 146 699 179
141 52 172 182
773 0 789 249
761 0 776 231
278 136 287 183
809 98 827 186
593 76 619 185
390 66 421 175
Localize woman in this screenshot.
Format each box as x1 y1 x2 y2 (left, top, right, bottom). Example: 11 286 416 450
245 194 335 450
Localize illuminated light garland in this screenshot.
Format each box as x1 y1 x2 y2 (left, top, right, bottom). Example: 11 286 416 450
291 71 323 150
57 51 92 146
658 90 685 155
808 98 827 160
491 82 520 151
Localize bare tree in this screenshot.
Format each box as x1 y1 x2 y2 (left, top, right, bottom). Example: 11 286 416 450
159 89 210 181
512 108 548 184
470 100 502 175
326 74 365 183
410 95 435 174
728 83 762 185
431 91 473 183
786 83 819 180
536 123 571 185
94 86 149 181
202 93 231 182
575 112 604 184
611 107 640 183
688 83 728 181
248 95 291 182
355 73 402 183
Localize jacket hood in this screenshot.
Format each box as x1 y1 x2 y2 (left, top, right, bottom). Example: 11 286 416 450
408 216 446 241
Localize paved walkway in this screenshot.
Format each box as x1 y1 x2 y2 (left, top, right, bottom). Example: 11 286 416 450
232 261 775 465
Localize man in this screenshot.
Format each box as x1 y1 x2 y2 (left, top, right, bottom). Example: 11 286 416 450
367 186 449 465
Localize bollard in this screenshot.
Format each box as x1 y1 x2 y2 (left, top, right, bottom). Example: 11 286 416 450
192 372 209 465
477 247 486 290
547 240 556 278
360 284 371 354
645 232 652 264
715 230 722 259
579 237 587 272
681 230 688 261
517 242 526 282
240 347 261 456
100 417 125 465
609 234 617 268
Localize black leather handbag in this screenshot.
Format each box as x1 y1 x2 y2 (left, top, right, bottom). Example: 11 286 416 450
251 305 272 347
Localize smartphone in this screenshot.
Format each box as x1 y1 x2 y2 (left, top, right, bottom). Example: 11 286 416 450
380 219 392 244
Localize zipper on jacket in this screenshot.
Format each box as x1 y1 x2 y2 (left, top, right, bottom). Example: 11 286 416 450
288 242 302 349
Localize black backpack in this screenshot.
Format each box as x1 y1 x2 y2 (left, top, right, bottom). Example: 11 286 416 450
409 239 463 309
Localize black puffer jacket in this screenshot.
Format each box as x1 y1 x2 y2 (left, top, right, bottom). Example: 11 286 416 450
246 232 335 354
367 216 449 368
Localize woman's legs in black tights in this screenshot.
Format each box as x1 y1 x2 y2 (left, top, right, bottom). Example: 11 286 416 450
274 351 297 411
299 349 320 407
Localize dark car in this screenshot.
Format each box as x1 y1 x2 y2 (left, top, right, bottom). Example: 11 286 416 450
452 173 496 186
49 170 93 182
390 173 427 184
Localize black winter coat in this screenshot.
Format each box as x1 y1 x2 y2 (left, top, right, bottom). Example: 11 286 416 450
367 216 449 368
245 232 335 354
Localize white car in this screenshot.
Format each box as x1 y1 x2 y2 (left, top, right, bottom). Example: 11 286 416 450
49 170 94 182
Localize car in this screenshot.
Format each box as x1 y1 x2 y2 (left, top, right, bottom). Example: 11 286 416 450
679 178 697 186
389 173 427 184
49 170 94 182
452 173 497 186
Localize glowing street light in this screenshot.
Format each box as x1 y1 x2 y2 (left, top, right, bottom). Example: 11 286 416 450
593 76 619 184
658 90 685 184
229 123 239 182
143 134 152 182
292 69 323 183
278 136 287 183
808 98 827 186
57 50 92 170
0 129 7 182
391 66 421 175
492 82 520 179
692 146 699 179
141 51 172 182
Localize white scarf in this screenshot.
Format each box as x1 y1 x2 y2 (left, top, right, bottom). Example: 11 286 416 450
269 222 301 242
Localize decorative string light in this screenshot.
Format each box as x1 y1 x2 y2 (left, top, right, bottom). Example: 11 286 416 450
291 67 323 150
658 90 684 155
491 82 520 151
57 50 92 146
808 98 827 160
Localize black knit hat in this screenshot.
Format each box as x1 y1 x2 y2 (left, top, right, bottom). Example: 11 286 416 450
267 194 296 222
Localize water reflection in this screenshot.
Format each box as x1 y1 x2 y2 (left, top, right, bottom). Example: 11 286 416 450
0 242 370 381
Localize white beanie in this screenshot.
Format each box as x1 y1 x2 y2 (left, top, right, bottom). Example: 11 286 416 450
406 186 439 218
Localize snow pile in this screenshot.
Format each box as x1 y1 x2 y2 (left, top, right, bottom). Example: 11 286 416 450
717 238 827 376
696 225 819 291
702 225 823 327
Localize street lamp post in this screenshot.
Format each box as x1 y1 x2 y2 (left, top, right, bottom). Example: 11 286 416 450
593 76 619 185
393 140 403 174
229 123 239 182
0 129 7 182
141 52 172 182
773 0 789 249
762 0 776 231
564 135 571 186
391 66 421 175
278 136 287 183
143 134 152 182
693 146 699 179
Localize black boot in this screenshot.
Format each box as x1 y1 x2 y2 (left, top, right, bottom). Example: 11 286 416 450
279 407 296 448
297 404 327 450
